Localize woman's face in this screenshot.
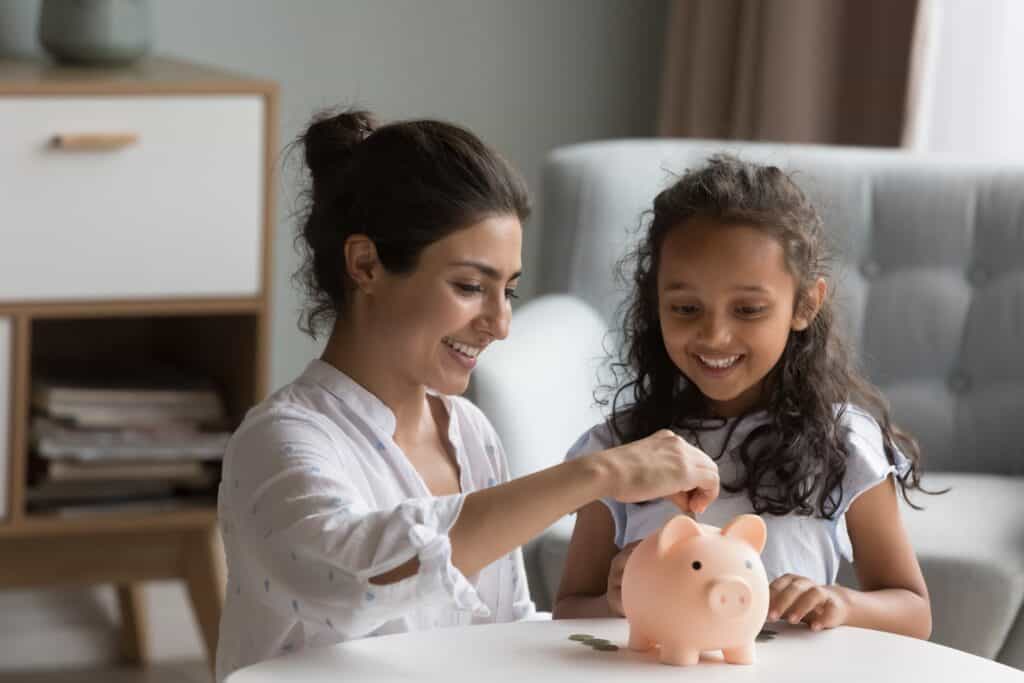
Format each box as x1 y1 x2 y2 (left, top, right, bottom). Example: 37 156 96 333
656 219 815 417
372 213 522 396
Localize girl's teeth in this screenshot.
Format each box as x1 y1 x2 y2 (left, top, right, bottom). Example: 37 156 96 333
699 355 740 369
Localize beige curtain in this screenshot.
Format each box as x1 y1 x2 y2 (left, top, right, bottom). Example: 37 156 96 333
659 0 919 146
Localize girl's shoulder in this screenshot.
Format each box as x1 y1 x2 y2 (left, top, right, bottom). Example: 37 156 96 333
565 419 623 462
835 403 889 463
833 402 911 512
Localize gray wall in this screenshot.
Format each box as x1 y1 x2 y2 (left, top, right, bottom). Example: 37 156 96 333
1 0 667 392
0 0 666 668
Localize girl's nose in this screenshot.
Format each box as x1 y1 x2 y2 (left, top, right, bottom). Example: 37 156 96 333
697 314 731 346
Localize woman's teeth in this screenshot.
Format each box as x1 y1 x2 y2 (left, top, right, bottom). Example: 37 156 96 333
697 354 741 369
443 337 482 359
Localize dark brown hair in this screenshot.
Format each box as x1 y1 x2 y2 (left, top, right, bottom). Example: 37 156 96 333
605 154 930 518
292 108 530 337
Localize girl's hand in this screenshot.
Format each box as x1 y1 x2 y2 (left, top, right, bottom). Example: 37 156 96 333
605 541 640 616
598 429 720 514
768 574 850 631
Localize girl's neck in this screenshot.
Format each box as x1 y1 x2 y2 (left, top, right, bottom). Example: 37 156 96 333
321 321 429 437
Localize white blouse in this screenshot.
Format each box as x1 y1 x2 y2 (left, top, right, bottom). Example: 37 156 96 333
566 405 910 587
215 360 534 682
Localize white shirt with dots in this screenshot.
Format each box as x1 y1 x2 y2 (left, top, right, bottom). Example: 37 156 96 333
215 360 535 682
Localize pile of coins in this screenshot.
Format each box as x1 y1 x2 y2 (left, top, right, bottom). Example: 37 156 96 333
568 633 619 652
569 628 777 653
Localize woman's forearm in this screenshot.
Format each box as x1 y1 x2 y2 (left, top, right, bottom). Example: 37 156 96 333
835 585 932 639
450 456 610 576
371 455 611 584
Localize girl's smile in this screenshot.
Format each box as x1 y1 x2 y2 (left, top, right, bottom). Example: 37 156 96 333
693 352 745 376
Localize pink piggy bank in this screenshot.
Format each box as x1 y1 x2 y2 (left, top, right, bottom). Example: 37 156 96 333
621 513 769 666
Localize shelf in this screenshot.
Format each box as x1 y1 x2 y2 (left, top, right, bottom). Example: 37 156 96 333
31 313 263 426
0 56 274 667
0 296 265 319
0 505 216 539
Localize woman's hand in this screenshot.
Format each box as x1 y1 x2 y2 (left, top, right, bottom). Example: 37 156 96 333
768 574 851 631
597 429 720 514
605 541 640 616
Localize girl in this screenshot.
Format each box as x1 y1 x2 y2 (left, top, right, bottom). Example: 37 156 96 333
553 155 933 639
215 110 720 681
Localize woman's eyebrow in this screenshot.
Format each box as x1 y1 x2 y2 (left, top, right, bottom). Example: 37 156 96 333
449 260 522 280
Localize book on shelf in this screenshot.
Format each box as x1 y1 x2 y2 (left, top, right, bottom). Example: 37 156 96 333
32 364 225 428
31 417 231 462
26 460 218 511
42 496 215 518
41 458 217 483
26 478 177 505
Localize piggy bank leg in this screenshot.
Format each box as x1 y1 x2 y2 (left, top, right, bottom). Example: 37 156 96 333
627 628 656 652
659 641 700 667
721 641 755 665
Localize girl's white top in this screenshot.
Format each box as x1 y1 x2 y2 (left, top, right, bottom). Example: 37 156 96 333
215 360 534 682
566 405 910 585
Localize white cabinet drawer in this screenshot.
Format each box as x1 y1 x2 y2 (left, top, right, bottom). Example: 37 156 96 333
0 318 10 521
0 96 264 301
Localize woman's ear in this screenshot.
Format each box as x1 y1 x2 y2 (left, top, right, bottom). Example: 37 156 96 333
792 277 827 331
343 235 381 293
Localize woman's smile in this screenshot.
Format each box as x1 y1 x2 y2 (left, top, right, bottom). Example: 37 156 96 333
442 336 483 369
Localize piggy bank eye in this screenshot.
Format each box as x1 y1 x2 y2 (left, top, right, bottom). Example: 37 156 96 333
691 561 702 570
745 560 753 570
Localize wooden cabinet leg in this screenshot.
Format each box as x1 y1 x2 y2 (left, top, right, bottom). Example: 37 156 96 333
117 583 149 666
183 526 226 672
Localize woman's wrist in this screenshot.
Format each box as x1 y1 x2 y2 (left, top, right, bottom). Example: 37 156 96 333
571 450 617 504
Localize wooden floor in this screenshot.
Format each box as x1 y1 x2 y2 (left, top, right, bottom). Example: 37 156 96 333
0 661 209 683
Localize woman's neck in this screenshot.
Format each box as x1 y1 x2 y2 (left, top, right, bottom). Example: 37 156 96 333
320 321 429 437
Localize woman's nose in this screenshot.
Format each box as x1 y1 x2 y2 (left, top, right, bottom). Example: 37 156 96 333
481 293 511 340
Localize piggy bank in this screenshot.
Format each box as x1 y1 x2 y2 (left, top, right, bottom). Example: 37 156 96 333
621 514 769 666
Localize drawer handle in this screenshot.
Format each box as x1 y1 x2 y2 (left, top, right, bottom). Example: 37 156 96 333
50 133 140 151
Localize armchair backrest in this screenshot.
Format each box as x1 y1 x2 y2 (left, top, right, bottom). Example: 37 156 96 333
539 140 1024 474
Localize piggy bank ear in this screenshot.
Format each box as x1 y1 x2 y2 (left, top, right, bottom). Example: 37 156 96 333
656 514 703 558
721 514 767 553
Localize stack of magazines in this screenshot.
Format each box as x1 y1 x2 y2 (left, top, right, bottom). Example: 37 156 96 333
27 365 232 514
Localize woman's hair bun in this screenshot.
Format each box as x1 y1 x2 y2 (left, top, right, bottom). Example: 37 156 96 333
301 109 377 190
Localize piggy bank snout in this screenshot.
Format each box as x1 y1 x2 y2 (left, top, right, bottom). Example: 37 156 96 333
706 576 753 618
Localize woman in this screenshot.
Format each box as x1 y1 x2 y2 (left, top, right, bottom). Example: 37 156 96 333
215 109 720 681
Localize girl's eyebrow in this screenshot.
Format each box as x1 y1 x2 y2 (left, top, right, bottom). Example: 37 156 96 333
664 281 771 294
448 260 522 281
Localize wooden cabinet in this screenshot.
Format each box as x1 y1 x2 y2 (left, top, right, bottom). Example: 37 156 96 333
0 95 265 300
0 58 277 671
0 317 10 522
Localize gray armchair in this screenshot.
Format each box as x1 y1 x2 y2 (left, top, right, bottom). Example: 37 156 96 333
472 140 1024 668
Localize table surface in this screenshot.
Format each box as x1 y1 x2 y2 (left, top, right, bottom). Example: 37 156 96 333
227 618 1024 682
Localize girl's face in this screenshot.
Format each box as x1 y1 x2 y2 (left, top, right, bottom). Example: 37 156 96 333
656 218 821 417
370 214 522 396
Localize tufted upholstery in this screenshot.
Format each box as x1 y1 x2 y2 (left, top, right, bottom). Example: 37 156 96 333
539 140 1024 476
472 140 1024 668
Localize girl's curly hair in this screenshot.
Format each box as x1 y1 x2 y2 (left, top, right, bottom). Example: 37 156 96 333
603 154 929 518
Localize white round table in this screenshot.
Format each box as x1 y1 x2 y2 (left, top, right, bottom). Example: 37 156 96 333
226 618 1024 682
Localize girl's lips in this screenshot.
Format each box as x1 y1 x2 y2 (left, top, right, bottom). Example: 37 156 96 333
694 353 744 376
